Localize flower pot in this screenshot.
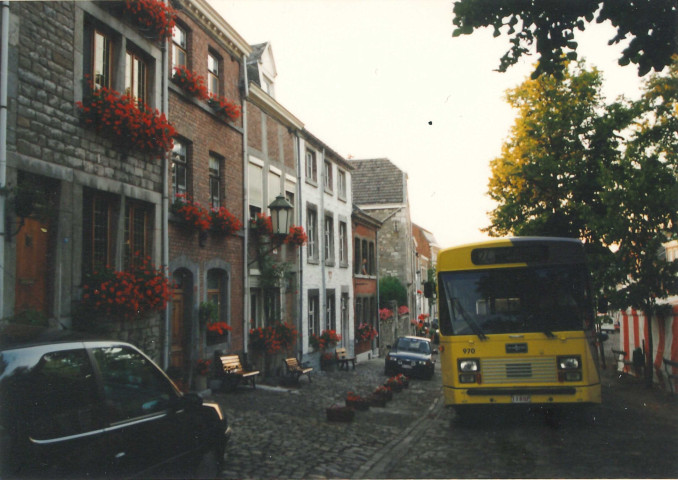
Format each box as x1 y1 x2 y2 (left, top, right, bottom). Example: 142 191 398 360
368 394 387 408
326 405 355 422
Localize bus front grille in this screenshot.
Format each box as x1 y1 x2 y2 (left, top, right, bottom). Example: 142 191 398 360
481 357 556 384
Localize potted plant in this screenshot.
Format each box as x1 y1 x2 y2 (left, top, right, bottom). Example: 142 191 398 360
356 323 378 343
326 404 355 422
199 301 218 325
171 193 211 233
123 0 176 41
284 225 308 247
194 359 211 391
373 385 393 402
345 391 370 411
172 65 209 100
208 94 241 123
210 206 243 236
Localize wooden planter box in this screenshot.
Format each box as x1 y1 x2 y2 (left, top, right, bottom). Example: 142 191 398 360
345 398 370 411
368 394 387 408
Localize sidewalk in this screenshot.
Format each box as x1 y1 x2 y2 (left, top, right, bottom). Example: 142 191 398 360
206 357 443 479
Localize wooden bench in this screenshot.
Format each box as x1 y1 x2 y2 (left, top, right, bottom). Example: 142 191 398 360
663 357 678 395
283 357 313 384
216 354 260 391
335 347 356 371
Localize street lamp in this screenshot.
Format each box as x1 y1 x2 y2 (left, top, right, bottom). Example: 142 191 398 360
268 194 293 237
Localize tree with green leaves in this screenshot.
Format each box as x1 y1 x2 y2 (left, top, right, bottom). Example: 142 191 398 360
452 0 678 78
379 276 408 309
599 61 678 385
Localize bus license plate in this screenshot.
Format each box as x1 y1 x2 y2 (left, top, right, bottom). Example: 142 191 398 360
511 395 531 404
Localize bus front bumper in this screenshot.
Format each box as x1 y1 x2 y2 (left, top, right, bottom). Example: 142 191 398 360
444 383 601 406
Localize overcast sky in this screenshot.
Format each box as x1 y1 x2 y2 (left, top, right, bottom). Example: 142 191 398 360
212 0 644 248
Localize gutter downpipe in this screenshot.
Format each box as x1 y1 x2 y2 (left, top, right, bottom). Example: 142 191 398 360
161 5 170 369
375 226 380 356
241 55 249 356
295 134 303 357
0 1 10 320
320 149 326 336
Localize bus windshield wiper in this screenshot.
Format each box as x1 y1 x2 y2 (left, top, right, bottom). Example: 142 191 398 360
451 297 488 340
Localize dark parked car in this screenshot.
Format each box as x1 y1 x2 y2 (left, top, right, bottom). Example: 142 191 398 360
384 335 436 380
0 324 230 478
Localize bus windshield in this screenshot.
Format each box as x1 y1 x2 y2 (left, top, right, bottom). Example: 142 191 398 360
438 265 591 337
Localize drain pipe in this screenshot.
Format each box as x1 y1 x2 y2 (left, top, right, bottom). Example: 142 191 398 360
0 1 10 320
161 4 170 369
295 133 303 357
241 54 249 356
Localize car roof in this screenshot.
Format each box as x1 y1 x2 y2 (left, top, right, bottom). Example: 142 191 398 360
398 335 431 342
0 324 108 350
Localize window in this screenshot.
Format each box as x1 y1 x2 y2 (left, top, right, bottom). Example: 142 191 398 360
323 160 333 192
92 29 111 89
307 206 318 261
264 288 280 324
305 150 317 183
27 349 101 440
369 242 375 275
324 215 334 264
125 49 148 106
354 238 361 275
248 160 263 219
285 190 295 227
207 52 219 96
339 221 348 266
171 140 188 198
268 170 281 206
172 25 187 69
207 269 228 345
326 289 336 331
83 191 115 274
355 297 363 325
124 201 152 267
362 240 369 274
308 290 319 337
94 346 175 423
209 154 222 209
338 169 347 200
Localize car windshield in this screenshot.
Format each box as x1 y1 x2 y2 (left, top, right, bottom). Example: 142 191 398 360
438 264 592 337
395 338 430 354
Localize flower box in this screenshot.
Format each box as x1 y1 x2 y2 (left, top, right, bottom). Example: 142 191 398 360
345 398 370 411
326 405 355 422
124 0 176 41
208 95 241 123
368 394 387 408
172 66 208 100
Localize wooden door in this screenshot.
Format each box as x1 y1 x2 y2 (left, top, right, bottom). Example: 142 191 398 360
15 217 50 314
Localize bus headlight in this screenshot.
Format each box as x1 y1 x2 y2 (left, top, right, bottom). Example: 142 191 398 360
458 358 481 384
458 359 479 372
557 355 582 382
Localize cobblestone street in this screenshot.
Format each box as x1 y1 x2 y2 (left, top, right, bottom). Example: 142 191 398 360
209 339 678 479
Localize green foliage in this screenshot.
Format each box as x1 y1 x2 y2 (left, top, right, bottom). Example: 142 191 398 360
379 276 407 309
452 0 678 78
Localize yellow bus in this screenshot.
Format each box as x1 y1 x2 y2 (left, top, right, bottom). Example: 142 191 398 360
429 237 602 414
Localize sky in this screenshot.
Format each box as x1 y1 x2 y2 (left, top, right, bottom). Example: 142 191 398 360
212 0 644 248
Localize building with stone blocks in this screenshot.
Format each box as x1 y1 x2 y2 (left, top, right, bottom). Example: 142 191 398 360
350 158 416 349
166 0 249 387
412 223 439 324
298 129 354 368
352 205 382 362
2 1 170 362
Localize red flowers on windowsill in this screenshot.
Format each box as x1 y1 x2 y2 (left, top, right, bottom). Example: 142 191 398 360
208 94 242 123
206 321 232 336
356 323 378 343
171 194 210 232
76 81 176 160
285 225 308 246
172 66 209 100
211 206 243 236
124 0 176 41
79 255 170 321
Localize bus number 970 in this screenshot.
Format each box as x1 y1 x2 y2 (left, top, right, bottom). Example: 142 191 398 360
463 348 475 355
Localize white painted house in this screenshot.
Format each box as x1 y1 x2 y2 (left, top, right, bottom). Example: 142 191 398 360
299 130 355 367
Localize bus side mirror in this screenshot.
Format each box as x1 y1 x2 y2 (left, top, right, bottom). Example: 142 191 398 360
423 281 434 298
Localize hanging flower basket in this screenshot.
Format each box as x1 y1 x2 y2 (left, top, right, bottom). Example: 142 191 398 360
284 225 308 247
171 193 210 232
208 94 241 123
76 81 176 160
124 0 176 41
172 66 209 100
249 212 273 237
326 404 355 423
210 206 243 236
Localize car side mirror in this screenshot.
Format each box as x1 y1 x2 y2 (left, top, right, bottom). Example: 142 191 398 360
180 392 204 411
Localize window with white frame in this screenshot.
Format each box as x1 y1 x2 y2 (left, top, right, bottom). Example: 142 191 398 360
338 221 348 267
338 169 347 200
92 29 111 90
171 140 188 198
323 160 333 192
307 206 318 261
308 290 320 337
324 214 334 264
248 160 264 219
171 25 187 69
207 52 219 97
125 49 149 107
305 149 317 184
326 289 336 331
209 154 222 209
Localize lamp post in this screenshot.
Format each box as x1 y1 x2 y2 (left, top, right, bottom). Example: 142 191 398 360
268 194 293 238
